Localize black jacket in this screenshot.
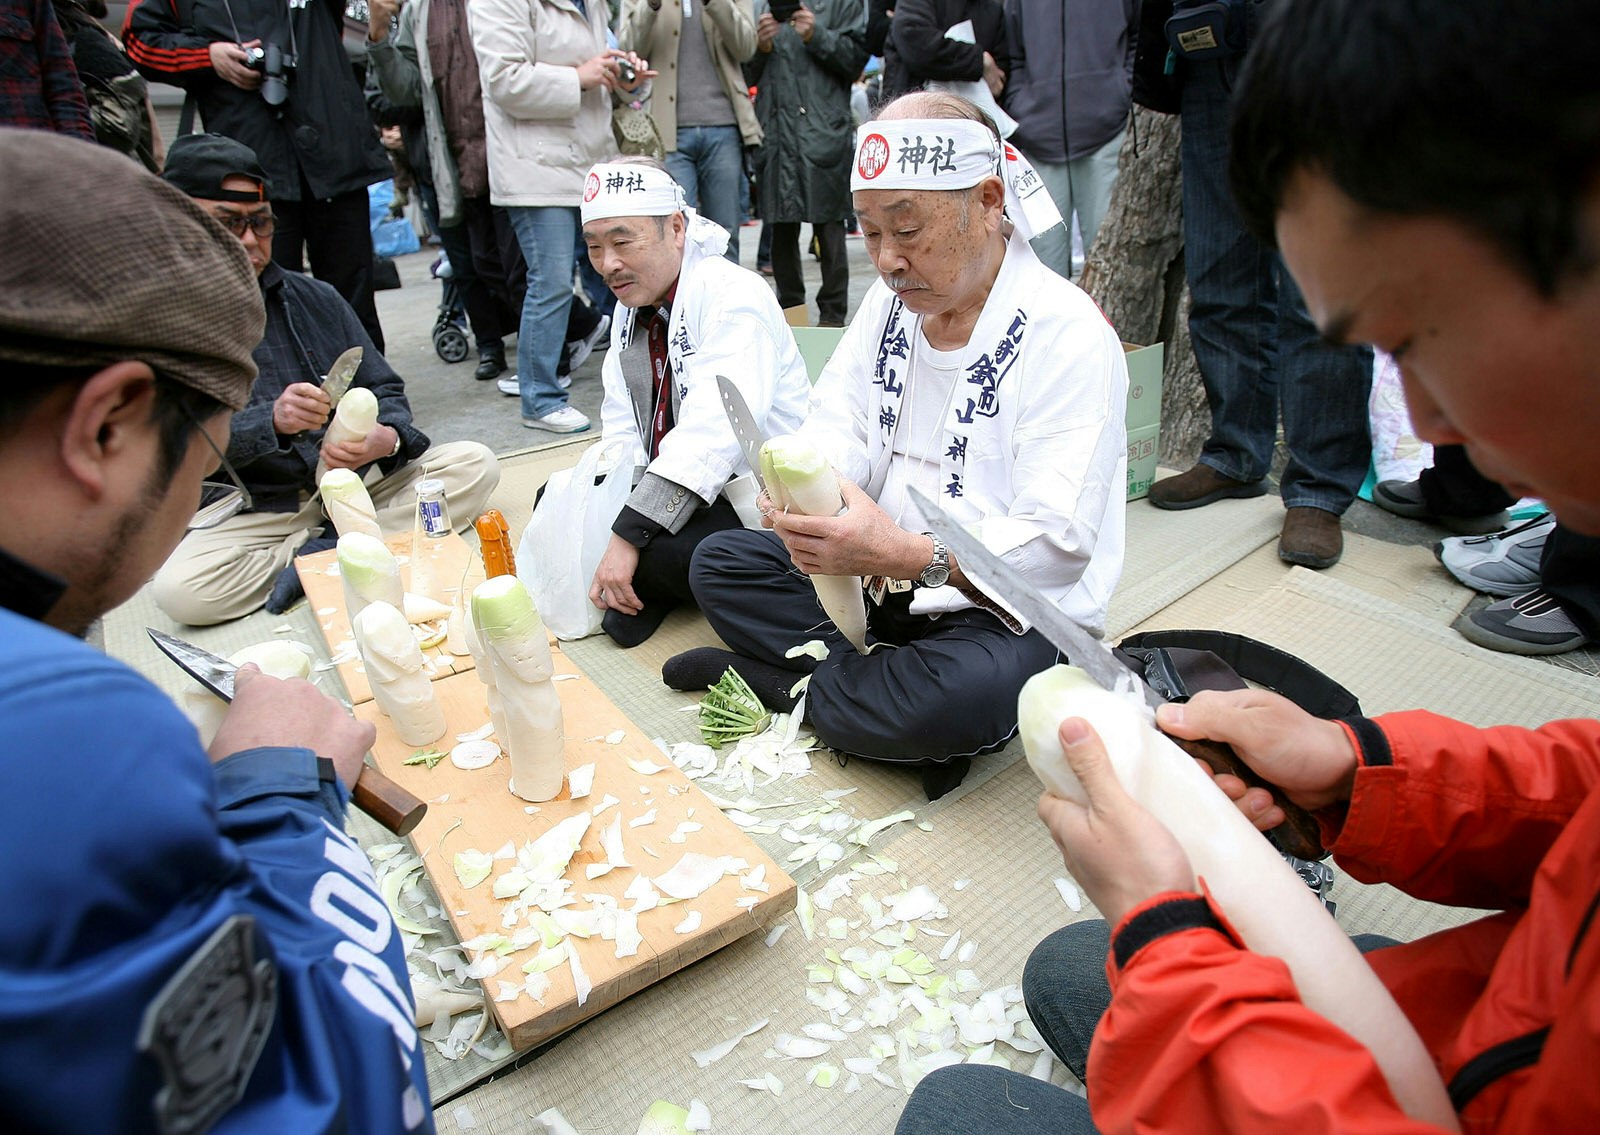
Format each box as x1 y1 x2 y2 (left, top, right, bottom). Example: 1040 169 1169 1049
124 0 389 201
882 0 1012 102
228 264 428 513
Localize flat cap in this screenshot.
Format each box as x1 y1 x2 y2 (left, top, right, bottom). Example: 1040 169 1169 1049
0 129 264 410
162 133 270 203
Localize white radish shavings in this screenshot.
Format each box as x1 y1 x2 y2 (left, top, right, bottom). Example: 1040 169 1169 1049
629 809 658 828
675 910 703 935
1055 877 1083 912
690 1017 768 1067
591 793 621 817
449 739 500 770
736 1072 783 1095
567 763 595 799
455 722 495 742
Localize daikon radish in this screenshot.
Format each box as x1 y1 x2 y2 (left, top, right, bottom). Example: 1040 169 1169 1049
353 600 446 745
463 601 510 749
338 532 403 622
1018 666 1458 1131
181 640 313 746
760 435 868 652
472 576 565 802
315 386 379 481
318 468 382 539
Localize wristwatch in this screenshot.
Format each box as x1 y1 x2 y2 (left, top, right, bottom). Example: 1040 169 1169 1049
918 531 951 588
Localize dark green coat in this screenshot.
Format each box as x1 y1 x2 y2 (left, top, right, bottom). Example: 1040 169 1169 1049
746 0 869 223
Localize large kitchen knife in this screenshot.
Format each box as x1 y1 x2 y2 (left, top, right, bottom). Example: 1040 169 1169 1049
907 489 1326 860
320 346 364 405
148 628 428 836
717 374 769 491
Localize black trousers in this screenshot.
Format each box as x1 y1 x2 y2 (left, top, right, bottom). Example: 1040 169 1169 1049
460 197 525 345
688 529 1060 763
1424 445 1600 634
770 220 849 327
601 496 744 644
272 185 384 352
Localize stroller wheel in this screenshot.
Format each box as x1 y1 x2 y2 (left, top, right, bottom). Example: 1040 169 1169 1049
434 325 470 364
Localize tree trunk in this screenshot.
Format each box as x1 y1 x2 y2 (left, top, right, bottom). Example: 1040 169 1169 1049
1080 108 1210 468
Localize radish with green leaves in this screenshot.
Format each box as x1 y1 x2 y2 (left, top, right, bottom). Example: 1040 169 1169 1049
471 576 565 802
760 434 868 652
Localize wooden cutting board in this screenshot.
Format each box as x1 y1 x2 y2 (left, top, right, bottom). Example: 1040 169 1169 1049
356 659 797 1051
297 531 483 705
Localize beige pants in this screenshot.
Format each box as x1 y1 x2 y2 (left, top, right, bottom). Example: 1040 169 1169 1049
152 441 501 626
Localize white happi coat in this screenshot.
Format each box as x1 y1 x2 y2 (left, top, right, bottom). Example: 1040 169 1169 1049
598 212 812 506
801 232 1127 635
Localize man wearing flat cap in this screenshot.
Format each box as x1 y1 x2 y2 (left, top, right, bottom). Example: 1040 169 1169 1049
666 92 1127 798
580 156 813 647
150 133 499 626
0 128 432 1132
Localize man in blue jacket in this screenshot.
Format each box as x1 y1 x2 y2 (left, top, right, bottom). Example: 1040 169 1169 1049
0 128 433 1134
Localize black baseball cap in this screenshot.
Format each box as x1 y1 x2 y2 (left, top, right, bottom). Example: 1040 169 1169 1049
162 134 270 203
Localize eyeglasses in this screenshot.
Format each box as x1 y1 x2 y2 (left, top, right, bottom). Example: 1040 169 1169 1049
213 212 277 239
182 404 253 531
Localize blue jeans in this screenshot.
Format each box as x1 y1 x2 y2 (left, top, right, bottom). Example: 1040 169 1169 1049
896 920 1399 1134
1182 60 1373 513
665 124 743 260
506 205 578 420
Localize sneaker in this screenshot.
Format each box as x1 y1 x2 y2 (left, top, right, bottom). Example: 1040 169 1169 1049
1435 512 1553 597
497 375 520 397
522 404 591 433
1454 588 1590 655
565 313 611 374
1372 478 1509 535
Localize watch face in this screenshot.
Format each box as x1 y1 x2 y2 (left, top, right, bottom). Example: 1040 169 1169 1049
920 565 950 588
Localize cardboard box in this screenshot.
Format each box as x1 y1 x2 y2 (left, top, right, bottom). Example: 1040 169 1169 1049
1126 423 1160 501
1123 342 1164 500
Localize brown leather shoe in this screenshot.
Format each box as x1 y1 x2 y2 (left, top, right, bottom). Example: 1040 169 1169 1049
1279 506 1343 569
1148 464 1269 511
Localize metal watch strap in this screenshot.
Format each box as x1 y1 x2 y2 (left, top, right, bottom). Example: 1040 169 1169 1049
918 531 950 587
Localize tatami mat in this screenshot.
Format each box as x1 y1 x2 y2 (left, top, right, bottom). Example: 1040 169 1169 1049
96 442 1600 1129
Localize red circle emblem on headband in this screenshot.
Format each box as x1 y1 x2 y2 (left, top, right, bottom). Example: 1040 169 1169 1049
583 172 601 202
857 134 890 180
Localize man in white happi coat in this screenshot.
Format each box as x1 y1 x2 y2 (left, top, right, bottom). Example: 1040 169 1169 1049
581 157 813 646
664 92 1128 797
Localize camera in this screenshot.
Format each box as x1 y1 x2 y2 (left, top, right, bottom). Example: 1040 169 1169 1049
244 42 296 108
616 59 637 86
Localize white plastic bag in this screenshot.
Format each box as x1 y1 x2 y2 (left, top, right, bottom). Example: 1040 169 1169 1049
517 442 632 640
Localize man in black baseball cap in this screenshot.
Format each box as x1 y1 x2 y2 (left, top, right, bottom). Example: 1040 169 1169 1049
152 134 499 625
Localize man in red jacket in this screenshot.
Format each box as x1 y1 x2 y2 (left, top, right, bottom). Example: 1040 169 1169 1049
896 1 1600 1132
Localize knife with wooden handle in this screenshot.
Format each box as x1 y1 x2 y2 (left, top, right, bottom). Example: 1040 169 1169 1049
147 628 428 836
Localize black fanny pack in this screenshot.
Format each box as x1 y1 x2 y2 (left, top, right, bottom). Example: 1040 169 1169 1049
1165 0 1250 61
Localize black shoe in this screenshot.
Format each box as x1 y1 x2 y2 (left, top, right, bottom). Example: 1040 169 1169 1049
662 647 802 712
263 532 338 614
920 756 971 801
1372 478 1509 535
474 346 506 381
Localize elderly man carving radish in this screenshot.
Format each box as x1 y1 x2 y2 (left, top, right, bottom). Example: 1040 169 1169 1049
665 91 1127 798
580 156 813 647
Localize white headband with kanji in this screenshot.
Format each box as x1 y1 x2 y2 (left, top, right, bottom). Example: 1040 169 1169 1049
850 119 1062 241
580 162 686 223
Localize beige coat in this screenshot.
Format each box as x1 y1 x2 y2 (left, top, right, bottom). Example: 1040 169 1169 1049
468 0 619 207
618 0 762 150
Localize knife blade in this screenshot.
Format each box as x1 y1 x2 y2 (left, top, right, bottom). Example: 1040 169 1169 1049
321 346 364 405
148 628 427 836
907 489 1326 860
717 374 769 490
